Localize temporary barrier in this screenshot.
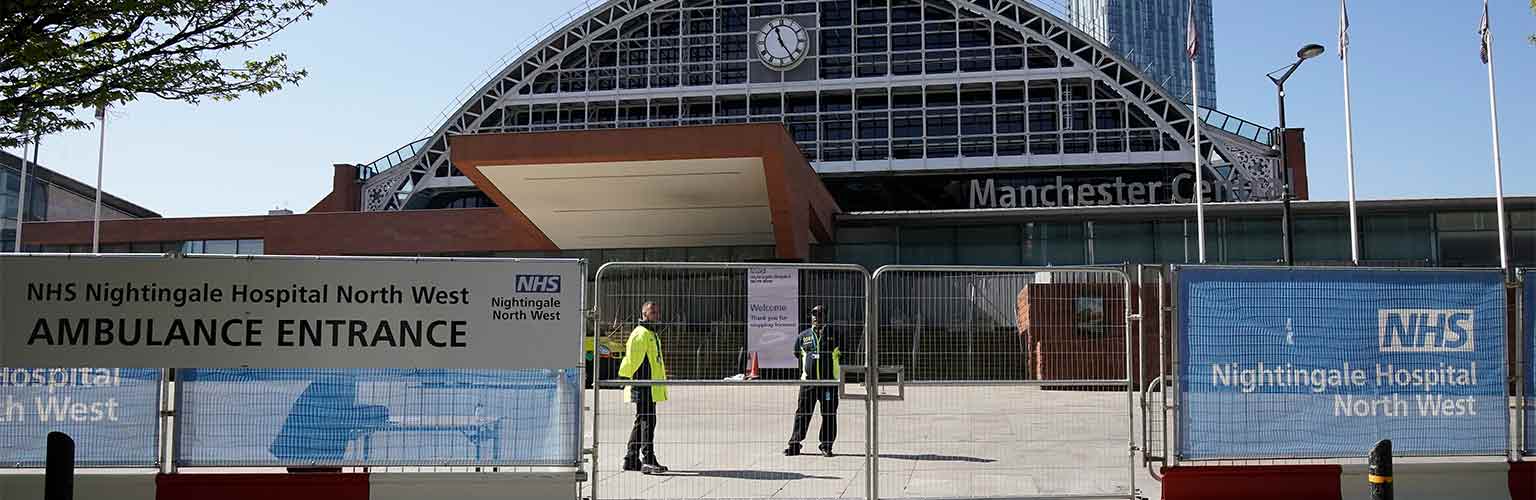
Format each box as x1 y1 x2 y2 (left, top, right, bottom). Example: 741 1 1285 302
1522 269 1533 457
0 367 162 467
1137 264 1171 474
12 254 1534 495
589 262 871 500
871 266 1138 499
1173 266 1509 460
174 368 581 467
0 254 584 370
0 254 587 481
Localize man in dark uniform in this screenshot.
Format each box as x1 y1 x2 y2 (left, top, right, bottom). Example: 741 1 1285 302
784 305 840 457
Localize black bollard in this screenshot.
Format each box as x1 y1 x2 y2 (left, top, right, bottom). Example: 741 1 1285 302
45 431 74 500
1368 439 1392 500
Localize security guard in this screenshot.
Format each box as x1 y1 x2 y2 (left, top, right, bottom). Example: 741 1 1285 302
619 301 669 474
784 305 840 457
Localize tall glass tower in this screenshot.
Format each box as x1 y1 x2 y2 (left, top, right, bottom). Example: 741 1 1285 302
1068 0 1216 107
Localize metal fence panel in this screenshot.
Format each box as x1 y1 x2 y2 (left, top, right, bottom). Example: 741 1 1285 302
590 263 870 500
174 368 581 467
872 266 1136 499
1137 265 1171 471
1174 266 1508 460
1522 269 1533 456
0 367 161 467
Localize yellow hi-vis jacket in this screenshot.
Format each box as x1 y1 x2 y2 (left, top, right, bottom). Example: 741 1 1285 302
618 324 668 403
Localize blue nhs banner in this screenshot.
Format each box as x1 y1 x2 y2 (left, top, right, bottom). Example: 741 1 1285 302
1176 267 1507 460
0 368 161 466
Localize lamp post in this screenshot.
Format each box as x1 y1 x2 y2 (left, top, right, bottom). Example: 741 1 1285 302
1267 43 1325 266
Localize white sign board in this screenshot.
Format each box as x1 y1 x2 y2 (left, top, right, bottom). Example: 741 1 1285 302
747 267 799 369
0 256 583 369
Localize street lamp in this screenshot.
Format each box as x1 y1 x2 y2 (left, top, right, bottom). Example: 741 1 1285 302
1266 43 1324 266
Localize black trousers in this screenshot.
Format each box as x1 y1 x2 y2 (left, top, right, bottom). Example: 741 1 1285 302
625 389 658 461
788 386 839 449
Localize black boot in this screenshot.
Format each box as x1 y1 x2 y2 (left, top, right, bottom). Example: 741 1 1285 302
641 456 669 474
622 456 642 472
819 445 834 457
783 443 802 456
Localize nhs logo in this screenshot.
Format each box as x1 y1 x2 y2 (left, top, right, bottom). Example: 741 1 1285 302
515 275 562 293
1378 309 1474 352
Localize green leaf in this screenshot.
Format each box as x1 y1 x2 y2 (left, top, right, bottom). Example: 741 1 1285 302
0 0 327 147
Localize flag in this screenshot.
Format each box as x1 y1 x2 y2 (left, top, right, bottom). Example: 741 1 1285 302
1479 0 1490 64
1185 0 1199 61
1338 0 1350 60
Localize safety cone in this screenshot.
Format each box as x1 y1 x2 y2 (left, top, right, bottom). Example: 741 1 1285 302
747 352 761 380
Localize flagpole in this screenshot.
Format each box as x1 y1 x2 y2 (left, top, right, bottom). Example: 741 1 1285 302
14 137 30 253
1340 0 1360 265
1191 53 1206 263
1186 0 1206 263
92 105 107 254
1482 2 1509 270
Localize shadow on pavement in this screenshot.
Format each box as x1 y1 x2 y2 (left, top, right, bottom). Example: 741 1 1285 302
669 470 843 480
877 453 996 463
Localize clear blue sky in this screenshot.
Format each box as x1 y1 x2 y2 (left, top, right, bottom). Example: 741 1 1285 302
11 0 1535 217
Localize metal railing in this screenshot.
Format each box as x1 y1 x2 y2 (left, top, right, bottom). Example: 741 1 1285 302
589 262 874 500
357 138 428 180
1195 106 1274 146
872 265 1139 499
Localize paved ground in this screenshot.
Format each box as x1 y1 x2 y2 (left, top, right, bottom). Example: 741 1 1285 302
583 384 1160 499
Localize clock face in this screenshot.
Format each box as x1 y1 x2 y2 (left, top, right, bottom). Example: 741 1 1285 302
756 18 810 71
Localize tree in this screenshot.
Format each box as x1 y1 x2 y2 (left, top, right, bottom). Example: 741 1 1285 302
0 0 327 147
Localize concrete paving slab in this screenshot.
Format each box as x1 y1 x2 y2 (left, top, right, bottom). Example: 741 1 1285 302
582 384 1161 499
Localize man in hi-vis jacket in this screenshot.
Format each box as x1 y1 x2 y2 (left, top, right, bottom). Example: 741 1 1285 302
784 305 840 457
619 301 669 474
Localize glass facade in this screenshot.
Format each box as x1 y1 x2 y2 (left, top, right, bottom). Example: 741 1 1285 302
455 1 1180 166
392 205 1533 270
1 165 49 251
1069 0 1217 107
819 207 1536 268
29 239 265 256
363 0 1265 212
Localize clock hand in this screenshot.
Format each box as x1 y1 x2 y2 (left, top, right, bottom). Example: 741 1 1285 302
773 28 791 55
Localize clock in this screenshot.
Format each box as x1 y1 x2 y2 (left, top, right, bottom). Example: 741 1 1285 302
756 17 810 71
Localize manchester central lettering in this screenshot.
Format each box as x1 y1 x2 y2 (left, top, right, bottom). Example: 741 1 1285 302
968 175 1231 209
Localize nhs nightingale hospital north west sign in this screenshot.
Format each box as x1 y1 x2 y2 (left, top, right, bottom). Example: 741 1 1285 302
1175 266 1507 459
0 255 583 369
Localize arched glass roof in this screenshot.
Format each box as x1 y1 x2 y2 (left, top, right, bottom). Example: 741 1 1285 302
360 0 1278 212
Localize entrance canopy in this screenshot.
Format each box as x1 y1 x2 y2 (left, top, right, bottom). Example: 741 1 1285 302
449 124 839 259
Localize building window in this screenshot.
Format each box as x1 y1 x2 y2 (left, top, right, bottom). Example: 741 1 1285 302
1223 218 1282 264
1040 222 1086 265
1434 211 1533 267
1362 214 1433 265
956 225 1021 265
899 227 955 265
1090 222 1155 264
1294 216 1349 264
183 239 264 255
